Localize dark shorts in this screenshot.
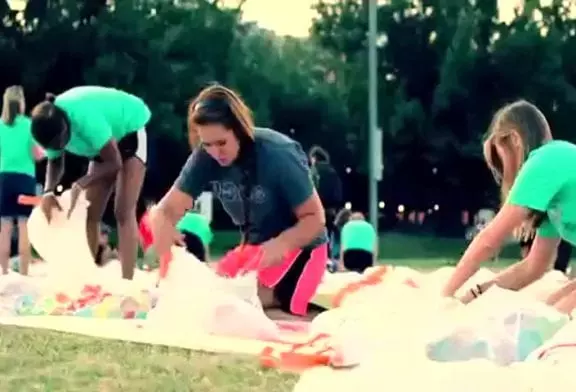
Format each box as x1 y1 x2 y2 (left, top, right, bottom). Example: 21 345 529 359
343 249 374 273
93 129 148 164
182 232 206 261
217 244 328 316
0 172 36 219
273 247 319 314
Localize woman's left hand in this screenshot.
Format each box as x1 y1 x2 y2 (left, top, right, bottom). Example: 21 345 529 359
67 182 84 218
259 237 290 268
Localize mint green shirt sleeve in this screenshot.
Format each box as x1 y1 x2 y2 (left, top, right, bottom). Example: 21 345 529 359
507 148 564 212
44 149 62 160
77 113 113 153
508 145 563 239
537 219 559 238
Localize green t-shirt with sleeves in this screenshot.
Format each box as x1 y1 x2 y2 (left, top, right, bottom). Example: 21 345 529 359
341 219 377 253
0 115 36 176
43 86 151 160
176 212 213 246
507 140 576 243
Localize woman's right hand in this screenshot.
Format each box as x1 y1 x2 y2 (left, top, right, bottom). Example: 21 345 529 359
40 192 62 222
149 206 176 257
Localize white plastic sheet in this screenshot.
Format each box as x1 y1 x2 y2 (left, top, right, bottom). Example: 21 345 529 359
27 190 97 280
147 247 281 341
426 286 569 365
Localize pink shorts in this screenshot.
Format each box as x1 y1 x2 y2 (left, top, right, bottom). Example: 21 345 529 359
216 243 328 316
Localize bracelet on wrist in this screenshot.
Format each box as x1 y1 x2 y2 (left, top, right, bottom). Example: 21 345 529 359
470 284 484 299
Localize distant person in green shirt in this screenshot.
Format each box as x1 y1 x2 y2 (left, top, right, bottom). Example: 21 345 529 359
0 86 43 275
30 86 152 280
442 100 576 314
337 210 377 273
176 209 213 262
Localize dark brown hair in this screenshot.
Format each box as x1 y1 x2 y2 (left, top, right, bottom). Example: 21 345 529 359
309 145 330 164
1 86 24 126
187 84 254 149
30 92 69 149
188 84 256 243
334 208 353 230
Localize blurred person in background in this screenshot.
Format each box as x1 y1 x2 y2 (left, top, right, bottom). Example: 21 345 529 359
0 86 43 275
95 224 118 266
336 209 377 273
176 205 213 262
309 146 343 259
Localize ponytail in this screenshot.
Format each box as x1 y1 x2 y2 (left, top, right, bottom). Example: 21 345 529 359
1 86 25 126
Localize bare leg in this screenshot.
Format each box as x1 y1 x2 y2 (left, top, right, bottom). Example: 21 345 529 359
0 219 13 274
258 284 319 321
258 284 279 308
114 157 145 280
85 162 115 260
17 218 31 276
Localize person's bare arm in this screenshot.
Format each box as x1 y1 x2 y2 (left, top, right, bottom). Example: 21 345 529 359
75 141 122 188
338 247 345 271
204 244 211 263
44 156 65 192
460 235 559 303
442 204 531 297
276 190 325 250
546 279 576 306
151 187 194 257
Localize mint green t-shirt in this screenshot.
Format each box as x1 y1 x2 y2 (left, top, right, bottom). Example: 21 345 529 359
0 115 36 176
507 140 576 244
341 220 377 253
176 212 213 247
44 86 151 159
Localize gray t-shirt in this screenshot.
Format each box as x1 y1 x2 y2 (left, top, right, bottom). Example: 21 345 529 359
175 128 328 247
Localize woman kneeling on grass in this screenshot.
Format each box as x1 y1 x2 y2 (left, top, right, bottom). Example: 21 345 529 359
441 100 576 314
150 84 328 319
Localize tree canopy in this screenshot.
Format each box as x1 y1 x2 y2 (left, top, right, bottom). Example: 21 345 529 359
1 0 575 231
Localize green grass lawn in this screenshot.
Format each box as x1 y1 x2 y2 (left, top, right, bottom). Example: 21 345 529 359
1 232 526 391
211 230 523 269
211 230 523 258
0 326 297 392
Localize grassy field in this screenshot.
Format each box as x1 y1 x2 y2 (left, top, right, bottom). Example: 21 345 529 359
1 232 523 391
0 326 297 392
211 230 523 267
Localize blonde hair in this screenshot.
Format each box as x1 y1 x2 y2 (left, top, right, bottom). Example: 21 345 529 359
187 84 254 148
1 85 24 125
484 100 552 231
483 100 552 203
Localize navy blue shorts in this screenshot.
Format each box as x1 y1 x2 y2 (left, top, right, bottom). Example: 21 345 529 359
182 232 206 261
0 172 36 219
343 249 373 273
